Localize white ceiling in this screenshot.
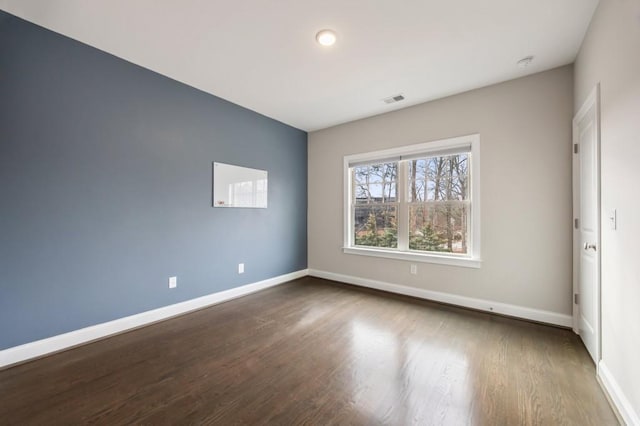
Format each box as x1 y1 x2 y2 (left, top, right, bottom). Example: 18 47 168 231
0 0 598 131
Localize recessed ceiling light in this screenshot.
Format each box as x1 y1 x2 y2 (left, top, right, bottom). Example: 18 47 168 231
517 56 534 69
316 29 337 47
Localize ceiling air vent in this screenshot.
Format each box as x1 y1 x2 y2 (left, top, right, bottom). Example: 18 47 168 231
383 94 405 104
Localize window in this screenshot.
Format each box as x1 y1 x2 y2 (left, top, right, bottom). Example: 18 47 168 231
353 162 398 248
344 134 480 268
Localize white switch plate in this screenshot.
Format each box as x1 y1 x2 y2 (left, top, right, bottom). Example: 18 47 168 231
410 264 417 275
238 263 245 274
609 209 617 230
168 276 177 289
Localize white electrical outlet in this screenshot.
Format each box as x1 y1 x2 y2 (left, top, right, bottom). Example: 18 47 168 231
168 276 177 289
410 264 417 275
238 263 245 274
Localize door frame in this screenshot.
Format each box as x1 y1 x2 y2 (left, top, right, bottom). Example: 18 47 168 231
572 83 601 362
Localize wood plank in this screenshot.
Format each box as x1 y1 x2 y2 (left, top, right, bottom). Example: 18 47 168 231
0 277 618 425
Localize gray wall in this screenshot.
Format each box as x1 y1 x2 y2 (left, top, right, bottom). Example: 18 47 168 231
309 66 573 316
574 0 640 419
0 11 307 350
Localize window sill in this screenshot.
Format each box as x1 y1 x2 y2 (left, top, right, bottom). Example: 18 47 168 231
342 246 481 268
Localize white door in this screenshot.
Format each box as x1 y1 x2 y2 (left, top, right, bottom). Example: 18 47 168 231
573 84 600 363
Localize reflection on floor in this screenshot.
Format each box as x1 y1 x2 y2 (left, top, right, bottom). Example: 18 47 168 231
0 276 618 425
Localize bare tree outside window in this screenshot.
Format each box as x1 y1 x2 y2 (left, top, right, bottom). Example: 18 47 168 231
353 163 398 248
352 154 470 255
346 135 478 265
408 154 469 254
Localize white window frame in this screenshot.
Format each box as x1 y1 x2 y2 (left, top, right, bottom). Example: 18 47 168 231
343 134 481 268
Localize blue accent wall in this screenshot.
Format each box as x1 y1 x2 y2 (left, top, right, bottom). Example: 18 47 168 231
0 11 308 350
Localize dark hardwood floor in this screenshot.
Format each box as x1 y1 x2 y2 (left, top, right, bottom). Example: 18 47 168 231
0 277 618 425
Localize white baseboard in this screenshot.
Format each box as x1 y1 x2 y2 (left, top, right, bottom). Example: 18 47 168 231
598 360 640 426
7 267 631 422
0 269 308 369
308 269 573 328
0 268 576 369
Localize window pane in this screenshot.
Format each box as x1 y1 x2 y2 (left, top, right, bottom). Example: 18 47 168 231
353 162 397 204
353 205 398 248
408 159 427 181
354 183 397 204
408 202 469 254
431 177 469 201
412 153 469 202
353 163 397 185
407 177 425 202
